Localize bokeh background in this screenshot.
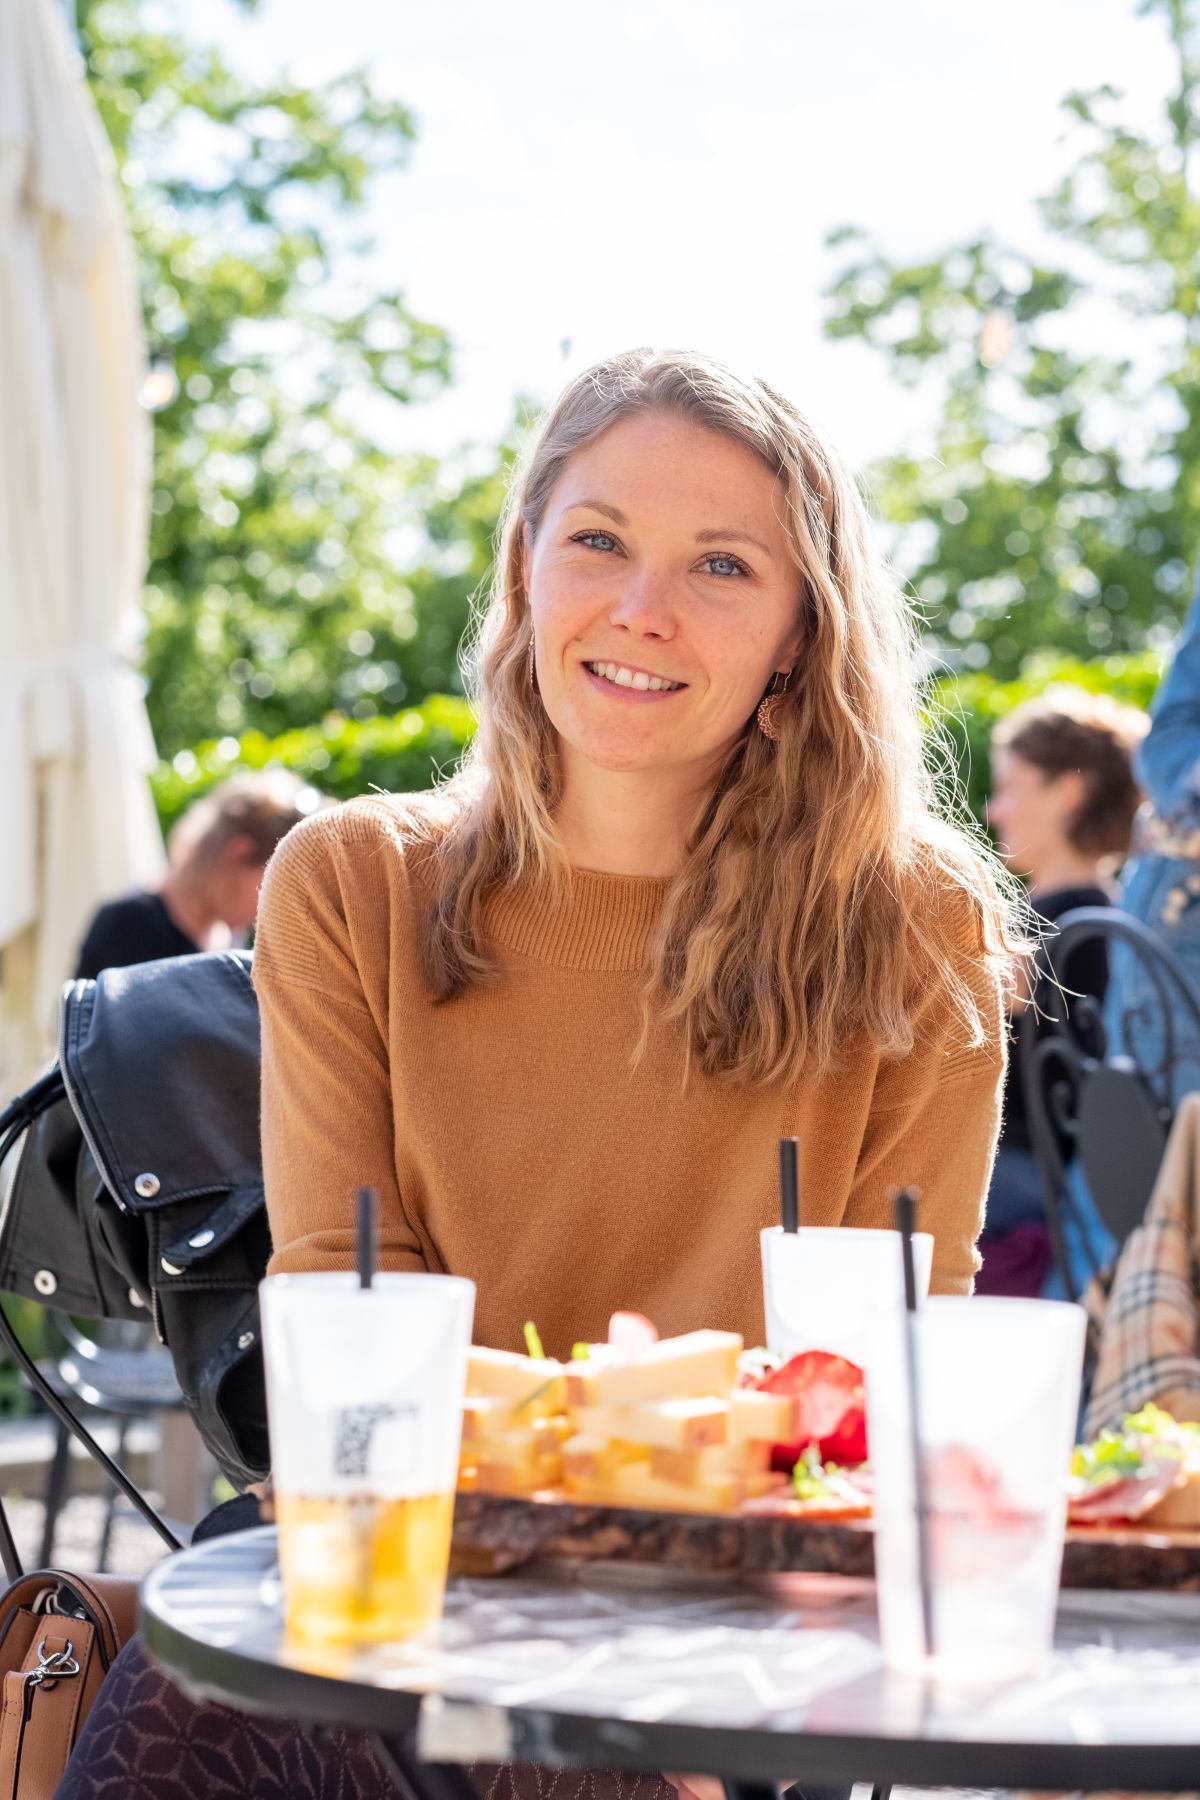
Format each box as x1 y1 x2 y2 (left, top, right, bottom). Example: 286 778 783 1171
65 0 1189 843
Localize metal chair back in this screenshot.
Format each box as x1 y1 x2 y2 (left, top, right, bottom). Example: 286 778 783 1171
1018 906 1200 1299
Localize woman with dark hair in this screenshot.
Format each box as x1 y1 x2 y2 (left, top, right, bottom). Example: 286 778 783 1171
980 687 1149 1296
58 348 1016 1800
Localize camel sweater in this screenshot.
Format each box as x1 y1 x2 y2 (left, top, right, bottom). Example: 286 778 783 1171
254 795 1006 1357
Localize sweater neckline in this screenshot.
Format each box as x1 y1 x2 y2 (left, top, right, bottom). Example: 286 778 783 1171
484 866 671 971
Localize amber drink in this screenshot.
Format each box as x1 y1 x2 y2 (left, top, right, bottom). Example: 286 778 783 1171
259 1271 475 1647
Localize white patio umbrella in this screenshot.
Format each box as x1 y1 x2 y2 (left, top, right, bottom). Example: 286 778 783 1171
0 0 165 1090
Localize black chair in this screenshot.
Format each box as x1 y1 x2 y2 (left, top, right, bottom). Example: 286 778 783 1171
36 1314 190 1569
1018 905 1200 1301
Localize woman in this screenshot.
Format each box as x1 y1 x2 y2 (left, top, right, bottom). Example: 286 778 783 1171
58 349 1015 1800
978 690 1148 1297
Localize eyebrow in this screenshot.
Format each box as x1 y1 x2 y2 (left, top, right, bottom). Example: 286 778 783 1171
564 503 774 561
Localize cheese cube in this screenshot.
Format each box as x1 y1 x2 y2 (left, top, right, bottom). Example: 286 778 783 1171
650 1440 770 1486
741 1471 791 1500
730 1388 796 1444
585 1332 743 1406
562 1433 648 1487
461 1396 518 1445
607 1459 740 1514
471 1417 563 1472
467 1348 566 1413
564 1364 605 1408
474 1456 560 1498
574 1398 730 1451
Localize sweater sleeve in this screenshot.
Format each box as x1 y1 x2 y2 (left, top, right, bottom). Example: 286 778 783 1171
253 809 427 1279
842 893 1008 1296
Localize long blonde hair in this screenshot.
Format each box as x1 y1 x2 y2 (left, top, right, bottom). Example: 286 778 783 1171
423 348 1015 1083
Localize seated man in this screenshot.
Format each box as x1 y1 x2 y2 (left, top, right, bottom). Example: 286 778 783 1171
75 771 317 978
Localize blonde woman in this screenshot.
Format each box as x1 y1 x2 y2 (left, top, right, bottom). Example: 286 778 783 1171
59 350 1015 1800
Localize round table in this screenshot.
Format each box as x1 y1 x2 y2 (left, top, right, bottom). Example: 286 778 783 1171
141 1526 1200 1794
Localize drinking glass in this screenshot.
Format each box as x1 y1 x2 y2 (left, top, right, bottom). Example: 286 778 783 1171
867 1295 1086 1681
260 1270 475 1646
760 1225 933 1366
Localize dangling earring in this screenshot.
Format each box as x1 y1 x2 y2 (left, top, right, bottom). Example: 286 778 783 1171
527 634 537 691
756 670 790 741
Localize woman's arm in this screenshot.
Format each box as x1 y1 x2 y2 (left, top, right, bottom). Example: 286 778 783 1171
254 812 427 1278
1136 578 1200 818
843 932 1008 1296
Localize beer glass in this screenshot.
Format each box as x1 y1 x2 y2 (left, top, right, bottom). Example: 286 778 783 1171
260 1270 475 1646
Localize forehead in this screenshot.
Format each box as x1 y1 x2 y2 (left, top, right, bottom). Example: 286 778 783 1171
547 412 788 541
992 746 1042 783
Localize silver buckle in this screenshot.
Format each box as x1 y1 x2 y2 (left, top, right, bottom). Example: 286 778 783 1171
27 1638 80 1689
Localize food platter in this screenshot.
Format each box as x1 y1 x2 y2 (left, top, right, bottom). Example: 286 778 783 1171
457 1324 1200 1593
450 1488 1200 1592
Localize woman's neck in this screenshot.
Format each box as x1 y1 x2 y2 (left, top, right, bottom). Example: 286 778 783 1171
1028 851 1107 901
555 760 709 876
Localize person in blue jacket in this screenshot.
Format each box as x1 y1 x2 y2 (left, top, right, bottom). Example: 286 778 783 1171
1109 577 1200 1104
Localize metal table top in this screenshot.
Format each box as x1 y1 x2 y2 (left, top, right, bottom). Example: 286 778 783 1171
140 1526 1200 1791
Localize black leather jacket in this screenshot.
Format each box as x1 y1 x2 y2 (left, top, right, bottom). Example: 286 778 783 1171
0 953 269 1488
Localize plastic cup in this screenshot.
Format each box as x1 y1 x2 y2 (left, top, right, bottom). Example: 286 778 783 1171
759 1226 934 1366
259 1270 475 1646
866 1296 1086 1682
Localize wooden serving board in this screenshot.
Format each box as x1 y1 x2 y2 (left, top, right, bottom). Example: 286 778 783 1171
450 1491 1200 1592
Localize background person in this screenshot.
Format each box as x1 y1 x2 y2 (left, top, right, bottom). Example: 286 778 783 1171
978 688 1149 1297
60 348 1018 1800
74 771 318 979
1109 578 1200 1103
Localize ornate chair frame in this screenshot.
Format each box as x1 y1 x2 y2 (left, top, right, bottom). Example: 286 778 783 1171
1018 906 1200 1302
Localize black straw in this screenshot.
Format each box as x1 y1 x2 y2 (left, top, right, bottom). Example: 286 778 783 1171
893 1185 935 1662
357 1186 378 1291
779 1137 800 1234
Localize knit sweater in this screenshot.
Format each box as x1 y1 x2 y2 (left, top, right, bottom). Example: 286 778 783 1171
254 795 1006 1357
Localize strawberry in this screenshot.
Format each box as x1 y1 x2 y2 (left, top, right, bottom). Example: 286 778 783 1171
756 1350 868 1465
607 1311 660 1350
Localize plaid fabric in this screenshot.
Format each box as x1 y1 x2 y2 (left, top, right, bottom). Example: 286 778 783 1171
1083 1093 1200 1438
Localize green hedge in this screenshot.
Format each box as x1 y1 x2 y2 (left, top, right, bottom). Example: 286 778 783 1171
150 655 1164 836
151 695 477 835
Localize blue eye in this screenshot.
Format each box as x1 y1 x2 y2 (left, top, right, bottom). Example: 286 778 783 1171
703 553 748 578
573 530 618 552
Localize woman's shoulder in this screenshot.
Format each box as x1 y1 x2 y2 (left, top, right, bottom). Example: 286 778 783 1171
262 790 458 910
905 829 997 947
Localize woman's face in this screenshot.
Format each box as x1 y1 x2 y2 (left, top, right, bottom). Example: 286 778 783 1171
987 747 1084 876
525 413 803 788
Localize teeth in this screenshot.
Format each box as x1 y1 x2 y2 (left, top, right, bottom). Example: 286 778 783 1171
587 662 681 692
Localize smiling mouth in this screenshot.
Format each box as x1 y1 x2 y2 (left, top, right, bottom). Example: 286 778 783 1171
583 660 685 693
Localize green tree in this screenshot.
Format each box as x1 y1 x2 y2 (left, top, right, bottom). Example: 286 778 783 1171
81 0 459 759
824 0 1200 680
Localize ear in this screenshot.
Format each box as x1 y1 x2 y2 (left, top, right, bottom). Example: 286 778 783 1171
217 833 260 870
781 581 811 667
1050 768 1087 818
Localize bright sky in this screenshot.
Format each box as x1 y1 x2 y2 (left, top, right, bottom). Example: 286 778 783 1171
220 0 1176 471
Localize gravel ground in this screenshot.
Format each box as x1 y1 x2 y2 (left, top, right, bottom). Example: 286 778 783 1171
1 1486 172 1578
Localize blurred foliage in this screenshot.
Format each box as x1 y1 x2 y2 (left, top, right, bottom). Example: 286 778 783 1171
148 654 1165 840
929 650 1163 824
78 0 504 757
151 693 476 834
824 0 1200 679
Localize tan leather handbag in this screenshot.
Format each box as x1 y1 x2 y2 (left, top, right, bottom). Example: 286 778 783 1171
0 1569 137 1798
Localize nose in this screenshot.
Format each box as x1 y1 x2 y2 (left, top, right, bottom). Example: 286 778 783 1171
606 563 677 639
